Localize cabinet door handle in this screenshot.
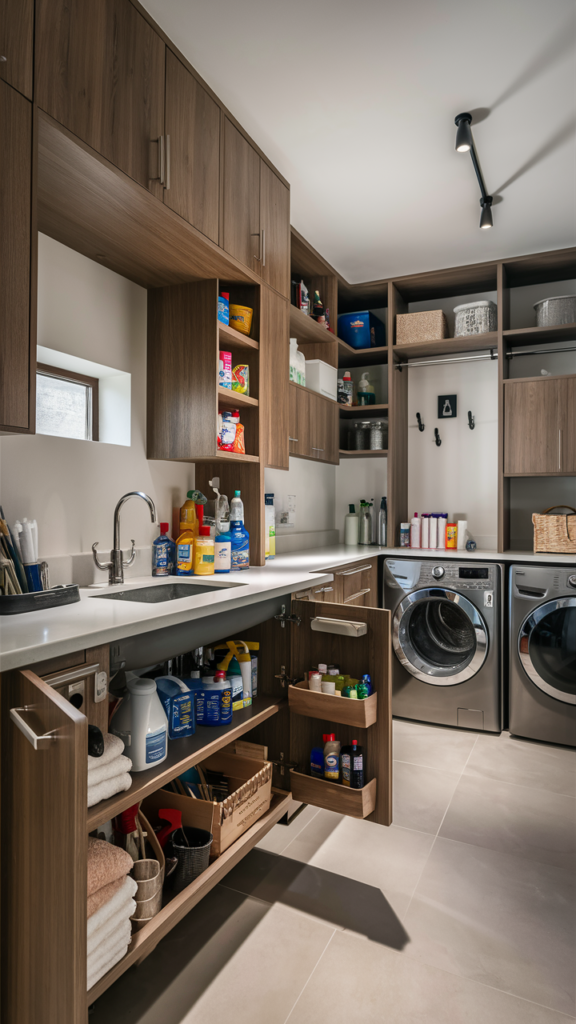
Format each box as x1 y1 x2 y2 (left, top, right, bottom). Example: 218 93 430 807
337 564 372 576
43 663 100 687
261 228 266 267
343 588 371 603
314 586 334 593
10 707 56 750
158 135 165 184
311 447 324 452
165 134 171 190
559 429 562 470
289 437 298 442
0 56 6 63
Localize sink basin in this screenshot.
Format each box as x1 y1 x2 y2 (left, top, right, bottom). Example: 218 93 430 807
90 582 244 603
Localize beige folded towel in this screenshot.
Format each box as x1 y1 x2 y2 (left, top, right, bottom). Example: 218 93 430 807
88 919 132 972
88 733 124 770
87 838 133 897
87 899 135 956
88 877 137 938
88 753 132 787
87 772 132 808
87 876 126 919
87 935 130 991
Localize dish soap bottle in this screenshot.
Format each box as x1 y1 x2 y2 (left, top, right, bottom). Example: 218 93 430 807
152 523 175 576
230 490 250 570
323 733 340 782
175 524 195 575
357 372 375 406
214 521 231 573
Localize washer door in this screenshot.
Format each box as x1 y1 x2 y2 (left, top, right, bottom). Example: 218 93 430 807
393 588 489 685
519 597 576 705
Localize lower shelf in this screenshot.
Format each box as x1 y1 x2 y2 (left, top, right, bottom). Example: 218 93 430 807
289 770 377 818
88 791 293 1002
339 449 388 459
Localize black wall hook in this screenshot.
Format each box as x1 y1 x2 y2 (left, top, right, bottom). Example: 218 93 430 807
434 428 441 446
468 411 475 430
416 412 425 432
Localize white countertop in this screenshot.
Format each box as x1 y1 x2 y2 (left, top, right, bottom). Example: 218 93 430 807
1 544 573 672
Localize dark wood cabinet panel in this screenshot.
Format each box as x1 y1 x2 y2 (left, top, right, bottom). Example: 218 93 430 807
261 287 289 469
260 161 290 297
0 0 33 98
558 377 576 474
0 80 34 432
504 376 576 475
309 392 339 464
289 383 310 458
164 50 220 242
222 117 260 269
35 0 165 197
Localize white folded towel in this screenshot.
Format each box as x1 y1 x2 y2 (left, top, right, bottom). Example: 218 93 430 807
88 876 137 937
87 900 135 956
88 753 132 787
87 772 132 808
88 733 124 770
87 936 130 991
88 920 132 975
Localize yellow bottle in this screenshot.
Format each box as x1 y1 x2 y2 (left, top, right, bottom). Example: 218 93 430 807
179 490 199 537
193 526 215 575
175 527 195 575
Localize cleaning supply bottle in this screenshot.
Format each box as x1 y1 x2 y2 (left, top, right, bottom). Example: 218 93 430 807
175 524 195 575
264 493 276 559
218 291 230 325
110 676 168 772
323 733 340 781
378 497 387 547
357 372 375 406
341 743 352 786
152 523 175 576
342 370 353 406
214 521 231 573
350 740 364 789
179 490 200 537
311 744 324 779
230 490 250 570
193 525 215 575
344 504 359 545
410 513 421 549
359 500 373 545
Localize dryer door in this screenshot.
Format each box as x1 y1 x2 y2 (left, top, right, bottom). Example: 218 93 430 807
393 588 488 685
519 597 576 705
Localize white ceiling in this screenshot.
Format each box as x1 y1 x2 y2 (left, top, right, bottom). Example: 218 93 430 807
141 0 576 283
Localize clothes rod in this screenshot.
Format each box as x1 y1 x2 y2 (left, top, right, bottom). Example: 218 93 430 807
396 350 497 369
506 345 576 358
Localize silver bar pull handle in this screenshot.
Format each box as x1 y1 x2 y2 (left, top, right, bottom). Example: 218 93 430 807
289 437 298 442
159 135 165 184
311 447 324 452
337 564 372 576
310 617 367 637
343 588 371 604
165 134 170 190
10 707 57 749
43 663 100 688
314 586 334 594
559 429 562 471
261 228 266 267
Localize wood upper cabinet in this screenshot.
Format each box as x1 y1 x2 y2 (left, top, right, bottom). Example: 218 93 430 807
222 117 260 268
309 392 339 464
164 49 220 242
0 0 34 98
504 376 576 475
289 383 310 458
35 0 165 198
0 80 34 433
259 161 290 297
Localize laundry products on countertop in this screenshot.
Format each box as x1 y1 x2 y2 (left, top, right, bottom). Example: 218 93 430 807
111 676 168 772
265 493 276 558
409 512 449 549
230 490 250 570
152 523 175 577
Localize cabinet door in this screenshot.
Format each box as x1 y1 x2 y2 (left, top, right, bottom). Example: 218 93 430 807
35 0 165 197
259 161 290 297
309 393 339 464
2 668 86 1021
222 117 260 269
0 0 33 98
288 600 392 826
164 50 220 242
0 80 33 433
336 560 378 607
504 378 566 475
261 287 289 469
289 383 310 458
558 376 576 473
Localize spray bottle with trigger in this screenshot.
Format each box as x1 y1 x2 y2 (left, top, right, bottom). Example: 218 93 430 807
209 476 231 574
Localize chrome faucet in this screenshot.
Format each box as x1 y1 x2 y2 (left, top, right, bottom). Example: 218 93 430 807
92 491 157 585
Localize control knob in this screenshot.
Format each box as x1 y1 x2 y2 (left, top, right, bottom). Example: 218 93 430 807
568 574 576 589
432 566 445 580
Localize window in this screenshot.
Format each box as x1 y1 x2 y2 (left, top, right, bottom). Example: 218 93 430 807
36 364 99 441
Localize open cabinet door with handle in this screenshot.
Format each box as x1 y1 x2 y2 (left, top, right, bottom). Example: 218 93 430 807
1 669 87 1024
287 599 392 826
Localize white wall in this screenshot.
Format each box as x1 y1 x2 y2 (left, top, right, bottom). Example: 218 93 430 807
0 235 193 582
335 458 387 543
265 457 338 552
407 355 498 550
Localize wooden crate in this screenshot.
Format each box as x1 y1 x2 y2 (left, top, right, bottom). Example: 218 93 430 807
396 310 448 344
288 679 377 728
289 770 376 818
142 752 272 857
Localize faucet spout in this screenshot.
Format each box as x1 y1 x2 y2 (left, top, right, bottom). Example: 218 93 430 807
92 491 157 586
113 491 157 552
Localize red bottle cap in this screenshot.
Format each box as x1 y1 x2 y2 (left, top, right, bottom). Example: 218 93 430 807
199 525 210 536
214 670 226 681
160 522 169 533
326 733 335 742
220 292 229 300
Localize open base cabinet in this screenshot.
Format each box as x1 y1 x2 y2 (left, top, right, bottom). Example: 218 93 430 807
1 598 391 1023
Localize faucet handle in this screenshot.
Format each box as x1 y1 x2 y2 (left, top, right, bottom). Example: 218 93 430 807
122 540 136 568
92 542 112 572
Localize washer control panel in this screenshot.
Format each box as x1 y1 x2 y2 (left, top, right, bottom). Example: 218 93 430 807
386 559 497 591
432 566 445 579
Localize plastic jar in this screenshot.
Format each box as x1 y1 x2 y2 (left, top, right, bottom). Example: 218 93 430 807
195 672 232 726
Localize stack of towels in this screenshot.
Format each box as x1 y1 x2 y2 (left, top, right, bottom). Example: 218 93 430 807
88 733 133 808
87 837 138 991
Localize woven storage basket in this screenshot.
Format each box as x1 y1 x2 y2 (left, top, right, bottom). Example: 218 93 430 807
532 506 576 554
396 310 448 345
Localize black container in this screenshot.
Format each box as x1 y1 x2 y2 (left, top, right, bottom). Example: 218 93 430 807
0 584 80 615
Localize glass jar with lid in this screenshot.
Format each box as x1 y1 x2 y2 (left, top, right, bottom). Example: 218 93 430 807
368 420 386 450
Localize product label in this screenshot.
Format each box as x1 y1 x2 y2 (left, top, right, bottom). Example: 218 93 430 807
153 541 170 576
324 752 339 780
228 673 243 700
341 753 351 786
201 553 214 564
146 727 166 764
215 543 231 571
231 548 250 570
353 755 363 770
205 691 221 724
177 543 191 569
195 690 206 724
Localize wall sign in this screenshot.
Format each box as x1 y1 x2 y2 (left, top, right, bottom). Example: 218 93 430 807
438 394 457 418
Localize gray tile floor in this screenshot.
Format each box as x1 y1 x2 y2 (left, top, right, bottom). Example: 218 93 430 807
91 720 576 1024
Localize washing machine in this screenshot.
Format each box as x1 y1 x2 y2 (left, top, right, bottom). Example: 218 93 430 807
509 564 576 746
384 558 502 731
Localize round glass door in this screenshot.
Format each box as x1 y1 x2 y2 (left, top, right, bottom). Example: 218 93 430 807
393 588 488 685
519 597 576 705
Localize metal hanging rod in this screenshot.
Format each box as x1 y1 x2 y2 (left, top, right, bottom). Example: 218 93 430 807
396 350 497 370
506 344 576 359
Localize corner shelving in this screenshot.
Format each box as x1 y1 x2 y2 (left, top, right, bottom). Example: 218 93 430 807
339 404 388 418
503 323 576 346
289 304 335 345
218 322 259 351
217 386 258 409
338 339 388 368
392 332 498 360
339 448 388 459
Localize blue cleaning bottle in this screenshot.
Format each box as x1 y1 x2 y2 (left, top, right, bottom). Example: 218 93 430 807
152 522 176 576
230 490 250 570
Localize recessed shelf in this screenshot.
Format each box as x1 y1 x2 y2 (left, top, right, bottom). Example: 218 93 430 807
218 322 259 350
338 340 388 368
339 404 389 418
339 449 388 458
393 333 498 360
503 324 576 345
289 304 336 345
289 770 377 818
217 386 258 409
288 680 377 727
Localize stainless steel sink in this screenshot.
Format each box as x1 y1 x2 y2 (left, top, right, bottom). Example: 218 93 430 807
90 582 244 603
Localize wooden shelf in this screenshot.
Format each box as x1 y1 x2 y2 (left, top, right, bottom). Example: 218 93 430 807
503 372 575 386
289 770 377 819
338 340 388 368
289 380 338 405
217 386 258 408
218 322 259 350
169 451 260 464
87 696 283 831
88 791 293 1001
339 404 389 418
339 449 388 459
393 333 498 360
288 680 377 728
503 323 576 346
289 304 336 345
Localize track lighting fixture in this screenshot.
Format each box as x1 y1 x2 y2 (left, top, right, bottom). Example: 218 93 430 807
454 112 494 229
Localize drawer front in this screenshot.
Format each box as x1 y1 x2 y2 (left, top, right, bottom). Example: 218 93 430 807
336 560 378 607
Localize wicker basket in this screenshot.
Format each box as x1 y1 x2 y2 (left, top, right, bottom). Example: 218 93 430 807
532 506 576 553
396 310 448 345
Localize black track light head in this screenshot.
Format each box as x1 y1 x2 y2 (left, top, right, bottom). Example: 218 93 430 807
479 196 493 229
455 112 473 152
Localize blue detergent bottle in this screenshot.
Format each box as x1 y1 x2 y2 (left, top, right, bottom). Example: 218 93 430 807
230 490 250 570
152 522 176 576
